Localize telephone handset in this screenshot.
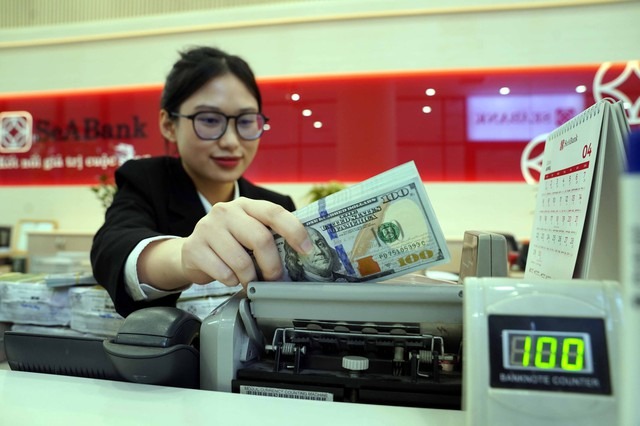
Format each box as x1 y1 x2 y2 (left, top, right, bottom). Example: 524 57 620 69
103 307 201 389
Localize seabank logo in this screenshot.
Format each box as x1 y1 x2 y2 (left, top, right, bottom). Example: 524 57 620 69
520 133 547 184
34 115 147 142
0 112 149 154
0 111 33 153
593 60 640 125
555 108 576 126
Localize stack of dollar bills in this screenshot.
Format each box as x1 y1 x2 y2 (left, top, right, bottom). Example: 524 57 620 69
274 161 450 282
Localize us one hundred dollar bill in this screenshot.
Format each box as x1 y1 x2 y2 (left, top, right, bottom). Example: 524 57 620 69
274 161 451 282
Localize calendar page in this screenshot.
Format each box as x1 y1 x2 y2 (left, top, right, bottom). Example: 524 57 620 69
574 101 629 280
525 101 608 279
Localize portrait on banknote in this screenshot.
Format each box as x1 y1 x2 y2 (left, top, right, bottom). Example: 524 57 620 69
282 226 355 282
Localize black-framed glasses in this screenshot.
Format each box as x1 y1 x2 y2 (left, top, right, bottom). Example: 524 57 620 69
171 111 269 141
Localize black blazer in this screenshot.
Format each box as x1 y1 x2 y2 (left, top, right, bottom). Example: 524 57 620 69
90 156 296 317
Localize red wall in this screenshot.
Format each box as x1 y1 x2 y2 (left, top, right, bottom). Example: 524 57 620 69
1 62 638 185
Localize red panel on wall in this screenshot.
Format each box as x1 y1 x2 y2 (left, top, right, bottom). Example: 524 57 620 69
0 62 638 186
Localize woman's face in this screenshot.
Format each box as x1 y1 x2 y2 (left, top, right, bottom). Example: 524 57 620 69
161 73 260 186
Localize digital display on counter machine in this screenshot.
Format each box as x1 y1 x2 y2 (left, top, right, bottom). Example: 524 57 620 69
502 330 593 374
488 315 611 395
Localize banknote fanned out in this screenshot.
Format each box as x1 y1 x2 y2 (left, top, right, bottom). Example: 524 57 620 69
274 161 450 282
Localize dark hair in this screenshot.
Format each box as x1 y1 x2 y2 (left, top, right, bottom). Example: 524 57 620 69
160 46 262 114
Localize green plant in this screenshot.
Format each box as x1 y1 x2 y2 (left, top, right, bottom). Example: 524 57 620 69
306 181 347 203
91 174 117 210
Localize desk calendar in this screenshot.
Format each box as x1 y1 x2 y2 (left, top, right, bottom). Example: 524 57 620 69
525 99 629 280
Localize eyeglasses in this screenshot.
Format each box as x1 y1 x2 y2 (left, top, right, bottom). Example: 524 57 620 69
171 111 269 141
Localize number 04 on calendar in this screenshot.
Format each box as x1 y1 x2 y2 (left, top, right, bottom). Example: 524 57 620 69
525 99 629 281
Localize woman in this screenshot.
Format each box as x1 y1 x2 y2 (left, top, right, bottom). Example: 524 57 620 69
91 46 312 317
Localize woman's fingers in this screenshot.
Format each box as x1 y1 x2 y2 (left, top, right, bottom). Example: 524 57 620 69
181 231 240 286
181 198 310 287
218 198 313 282
231 198 312 255
228 218 283 281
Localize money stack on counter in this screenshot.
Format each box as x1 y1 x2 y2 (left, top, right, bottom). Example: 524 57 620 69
68 286 124 336
0 272 119 337
274 161 450 282
0 273 71 327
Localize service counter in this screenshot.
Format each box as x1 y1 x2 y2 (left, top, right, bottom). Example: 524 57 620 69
0 369 464 425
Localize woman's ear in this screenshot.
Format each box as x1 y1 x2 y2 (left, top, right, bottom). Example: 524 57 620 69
159 109 177 143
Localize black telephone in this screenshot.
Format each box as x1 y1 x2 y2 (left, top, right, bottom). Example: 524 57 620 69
103 307 201 389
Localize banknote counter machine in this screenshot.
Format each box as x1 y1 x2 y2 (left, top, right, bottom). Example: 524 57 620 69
8 231 626 424
132 231 511 409
7 231 625 424
3 280 468 411
2 274 626 426
4 231 508 411
200 279 465 409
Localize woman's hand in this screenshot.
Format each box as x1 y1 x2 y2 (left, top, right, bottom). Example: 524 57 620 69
181 197 311 287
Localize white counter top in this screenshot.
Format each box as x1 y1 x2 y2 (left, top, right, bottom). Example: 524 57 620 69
0 370 465 426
